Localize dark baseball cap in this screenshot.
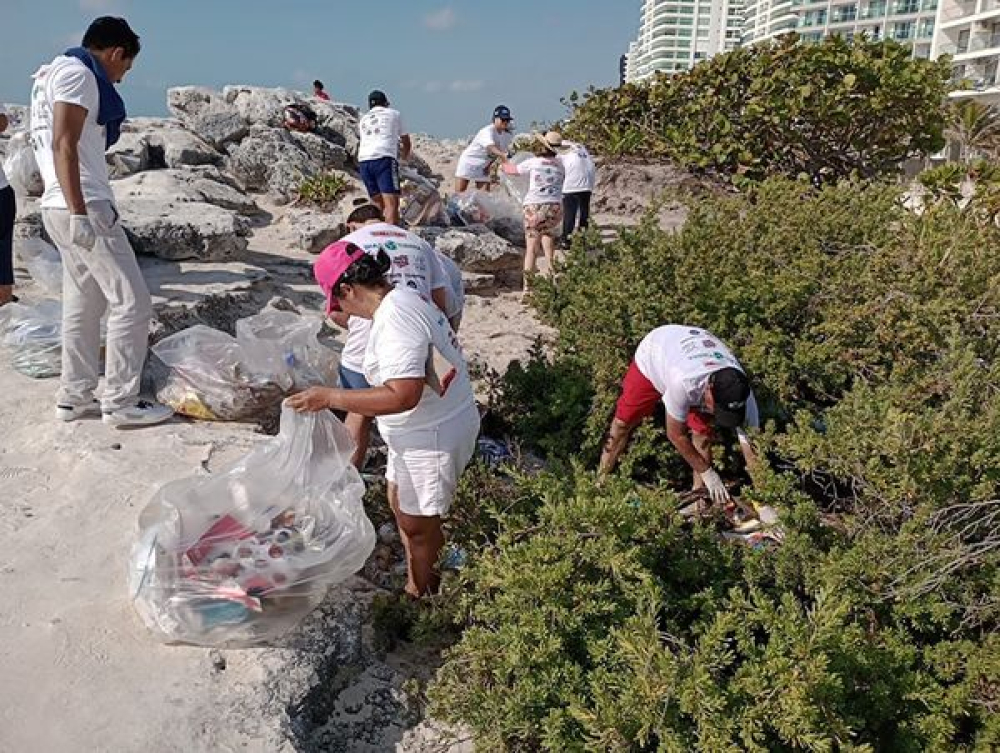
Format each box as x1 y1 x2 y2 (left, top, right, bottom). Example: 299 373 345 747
368 90 389 108
493 104 512 121
710 367 751 428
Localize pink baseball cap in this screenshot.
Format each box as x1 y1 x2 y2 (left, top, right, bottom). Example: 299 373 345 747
314 240 366 313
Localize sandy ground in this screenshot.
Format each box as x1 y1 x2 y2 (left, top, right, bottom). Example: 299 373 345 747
0 197 550 753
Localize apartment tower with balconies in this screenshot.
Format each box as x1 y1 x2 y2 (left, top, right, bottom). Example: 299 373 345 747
932 0 1000 100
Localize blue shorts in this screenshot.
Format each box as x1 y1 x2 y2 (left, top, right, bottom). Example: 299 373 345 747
359 156 400 197
339 364 371 390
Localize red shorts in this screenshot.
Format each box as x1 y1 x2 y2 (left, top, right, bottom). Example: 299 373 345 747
614 361 712 436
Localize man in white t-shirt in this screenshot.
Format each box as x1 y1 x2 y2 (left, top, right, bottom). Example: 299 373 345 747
358 90 411 227
327 203 449 468
0 104 14 306
454 105 515 193
557 140 596 248
30 16 172 428
599 325 760 503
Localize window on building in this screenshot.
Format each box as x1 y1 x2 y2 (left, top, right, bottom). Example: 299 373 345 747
892 21 913 39
833 4 858 21
958 29 970 54
863 1 886 17
920 0 937 9
917 19 934 38
893 0 919 13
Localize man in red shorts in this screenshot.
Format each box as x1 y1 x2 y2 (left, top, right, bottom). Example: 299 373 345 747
598 324 759 503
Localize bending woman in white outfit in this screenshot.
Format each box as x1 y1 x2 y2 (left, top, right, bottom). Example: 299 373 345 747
289 241 480 597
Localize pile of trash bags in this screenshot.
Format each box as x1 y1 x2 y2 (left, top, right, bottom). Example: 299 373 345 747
399 166 445 226
0 298 63 378
152 310 340 422
129 404 376 646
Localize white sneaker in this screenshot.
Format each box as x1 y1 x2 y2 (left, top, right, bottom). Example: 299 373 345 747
55 399 102 422
102 400 174 428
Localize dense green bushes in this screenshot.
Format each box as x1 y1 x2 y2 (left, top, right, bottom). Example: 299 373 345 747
563 35 950 184
427 178 1000 749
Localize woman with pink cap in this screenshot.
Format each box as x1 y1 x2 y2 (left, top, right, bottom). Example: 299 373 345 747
288 240 480 598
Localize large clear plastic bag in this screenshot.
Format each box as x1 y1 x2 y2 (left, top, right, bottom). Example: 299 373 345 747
235 310 340 391
129 404 376 646
152 325 289 421
2 132 44 196
498 151 532 205
0 299 62 378
447 189 522 227
16 237 63 297
399 166 445 226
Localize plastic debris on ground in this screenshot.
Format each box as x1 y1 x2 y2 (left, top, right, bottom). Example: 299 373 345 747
399 166 446 226
16 237 63 298
677 491 786 548
129 404 376 647
152 311 340 422
446 189 522 228
0 299 63 378
476 436 513 468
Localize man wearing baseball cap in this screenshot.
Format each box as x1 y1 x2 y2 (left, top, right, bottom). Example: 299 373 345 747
599 324 760 503
454 105 515 193
358 89 411 226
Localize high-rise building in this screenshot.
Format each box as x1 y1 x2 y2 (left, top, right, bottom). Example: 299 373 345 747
932 0 1000 101
625 0 746 82
742 0 799 43
785 0 937 58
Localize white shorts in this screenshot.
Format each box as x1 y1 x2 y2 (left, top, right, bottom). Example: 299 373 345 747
383 404 480 517
455 154 490 182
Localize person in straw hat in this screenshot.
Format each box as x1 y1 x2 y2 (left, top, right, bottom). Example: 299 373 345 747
502 131 565 292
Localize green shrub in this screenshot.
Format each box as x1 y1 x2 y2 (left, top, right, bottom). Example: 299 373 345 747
563 35 950 184
298 170 349 206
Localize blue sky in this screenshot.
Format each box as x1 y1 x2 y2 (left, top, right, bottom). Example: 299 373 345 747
0 0 639 138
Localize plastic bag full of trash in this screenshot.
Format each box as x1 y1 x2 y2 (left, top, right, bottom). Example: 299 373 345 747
15 237 63 298
399 166 445 227
151 325 290 422
446 189 522 227
235 310 340 391
0 299 62 378
498 152 532 206
129 404 376 647
2 132 44 197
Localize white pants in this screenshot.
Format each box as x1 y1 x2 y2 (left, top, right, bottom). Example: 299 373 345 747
42 201 153 412
383 404 480 517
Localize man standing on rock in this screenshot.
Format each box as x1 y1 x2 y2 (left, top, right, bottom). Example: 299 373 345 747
599 325 759 503
330 203 450 469
31 16 172 428
557 138 597 248
358 90 411 227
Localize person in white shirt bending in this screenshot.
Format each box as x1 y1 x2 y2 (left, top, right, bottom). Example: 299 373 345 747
30 16 172 428
454 105 515 193
503 131 565 292
557 139 596 248
599 325 760 504
358 90 411 226
325 203 450 470
290 242 480 598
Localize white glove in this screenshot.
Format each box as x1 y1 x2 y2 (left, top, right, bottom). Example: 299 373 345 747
699 467 730 504
70 214 96 250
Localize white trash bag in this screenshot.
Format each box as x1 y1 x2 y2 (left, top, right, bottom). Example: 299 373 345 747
16 237 63 297
235 310 340 391
2 132 44 197
498 151 532 206
152 325 289 422
129 404 376 646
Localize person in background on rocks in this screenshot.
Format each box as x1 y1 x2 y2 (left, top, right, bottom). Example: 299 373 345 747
0 104 15 306
290 242 480 598
30 16 172 428
502 131 565 292
599 325 760 504
313 79 330 101
328 203 449 469
557 138 596 248
454 105 515 193
358 90 410 227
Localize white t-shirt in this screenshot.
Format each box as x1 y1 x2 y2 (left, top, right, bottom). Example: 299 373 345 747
358 106 406 162
558 141 596 193
458 125 514 168
436 252 465 320
633 325 759 428
30 55 114 210
363 288 476 435
515 157 564 206
339 222 448 372
0 104 8 191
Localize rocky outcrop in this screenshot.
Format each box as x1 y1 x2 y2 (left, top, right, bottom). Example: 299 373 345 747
279 207 350 254
113 167 261 215
413 225 522 273
167 86 249 149
119 198 250 261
